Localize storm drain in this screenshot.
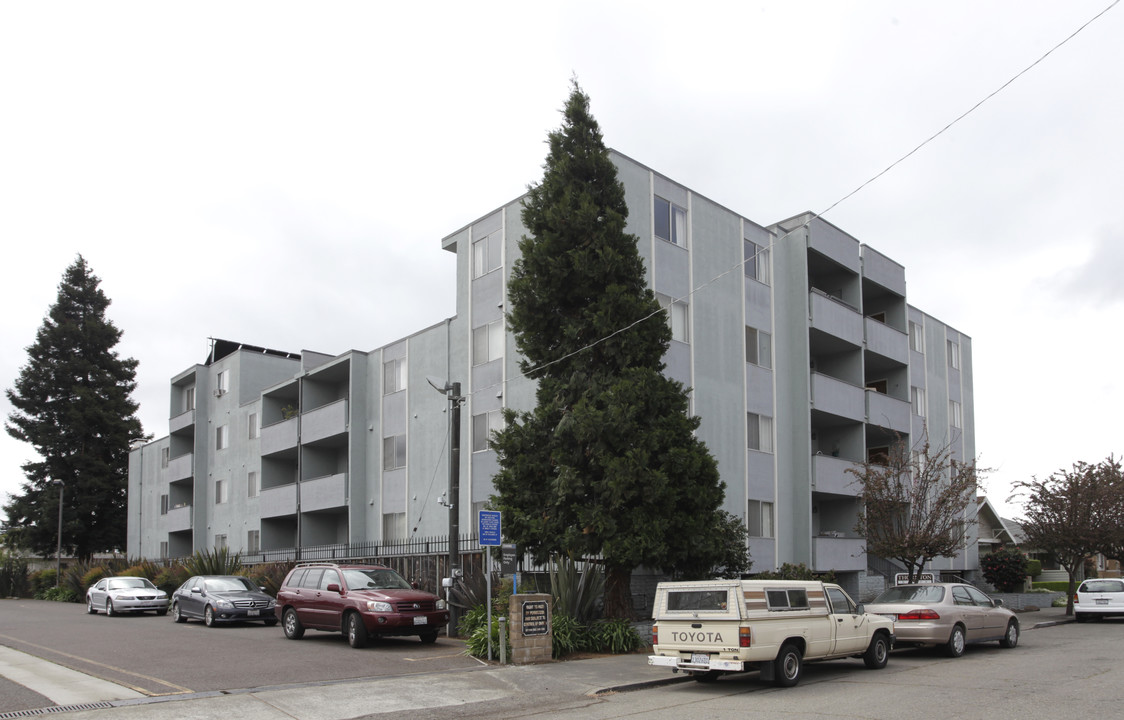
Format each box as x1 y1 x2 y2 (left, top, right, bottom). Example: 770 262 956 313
0 703 113 719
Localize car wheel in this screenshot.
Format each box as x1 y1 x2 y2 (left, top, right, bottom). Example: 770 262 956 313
1075 613 1089 624
346 612 368 648
692 670 720 683
172 602 186 623
863 632 890 669
106 599 116 617
944 624 966 658
86 597 97 615
419 630 438 644
264 617 279 627
999 620 1019 649
283 608 304 639
204 606 216 628
773 643 803 687
156 606 168 617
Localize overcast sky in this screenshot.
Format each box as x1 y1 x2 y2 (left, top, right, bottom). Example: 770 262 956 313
2 1 1121 528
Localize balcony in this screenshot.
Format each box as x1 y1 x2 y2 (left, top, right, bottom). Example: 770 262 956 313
302 399 348 446
261 484 297 518
866 390 911 434
810 290 863 348
810 373 865 423
301 473 347 513
860 246 906 296
864 317 908 365
812 454 860 496
166 504 192 533
261 417 299 457
167 453 193 482
169 408 195 435
812 536 866 572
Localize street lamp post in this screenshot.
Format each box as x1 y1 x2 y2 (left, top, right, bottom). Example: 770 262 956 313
53 479 64 587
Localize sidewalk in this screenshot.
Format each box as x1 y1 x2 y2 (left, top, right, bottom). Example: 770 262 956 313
1 606 1075 720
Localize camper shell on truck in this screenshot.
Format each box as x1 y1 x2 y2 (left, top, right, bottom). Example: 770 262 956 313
648 579 894 687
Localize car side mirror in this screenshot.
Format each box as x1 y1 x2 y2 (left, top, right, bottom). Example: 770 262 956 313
856 603 865 615
327 583 341 593
993 599 1004 607
412 581 419 590
260 586 268 592
191 587 202 594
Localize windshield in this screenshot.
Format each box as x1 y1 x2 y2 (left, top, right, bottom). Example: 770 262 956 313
873 585 945 604
205 577 256 592
342 568 412 591
108 578 157 591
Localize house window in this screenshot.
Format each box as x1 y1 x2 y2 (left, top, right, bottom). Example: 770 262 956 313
747 500 774 538
747 413 774 453
654 196 687 246
159 541 168 559
947 340 960 370
383 434 407 471
247 471 259 498
160 494 169 515
215 479 228 505
744 239 771 285
247 529 260 553
214 534 227 549
216 424 229 450
216 370 229 395
160 447 169 468
382 512 406 541
950 400 962 429
657 294 689 343
472 229 502 279
248 413 260 439
909 321 924 353
185 386 195 412
472 320 504 366
911 386 927 418
745 327 772 369
472 410 504 452
384 357 407 394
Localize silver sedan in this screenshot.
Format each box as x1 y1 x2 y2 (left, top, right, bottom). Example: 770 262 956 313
864 582 1019 657
86 576 168 616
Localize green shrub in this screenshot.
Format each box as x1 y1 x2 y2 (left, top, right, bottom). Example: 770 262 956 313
39 586 79 603
246 562 293 597
549 555 604 623
551 613 592 658
1051 596 1068 607
1033 581 1072 592
589 617 642 654
463 614 510 659
0 555 31 597
1026 559 1042 579
184 547 243 576
981 547 1029 592
31 568 57 593
753 563 836 583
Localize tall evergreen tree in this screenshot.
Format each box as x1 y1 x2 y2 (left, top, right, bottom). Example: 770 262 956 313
4 256 147 560
491 83 734 618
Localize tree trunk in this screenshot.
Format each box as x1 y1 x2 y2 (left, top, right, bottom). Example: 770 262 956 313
603 565 634 619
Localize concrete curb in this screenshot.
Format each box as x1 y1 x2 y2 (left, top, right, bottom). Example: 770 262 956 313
588 674 691 697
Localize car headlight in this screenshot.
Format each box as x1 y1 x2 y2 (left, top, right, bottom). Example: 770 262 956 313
365 601 393 613
436 599 446 610
117 595 136 600
215 599 233 608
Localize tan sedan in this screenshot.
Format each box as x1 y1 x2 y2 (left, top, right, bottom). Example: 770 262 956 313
863 583 1019 657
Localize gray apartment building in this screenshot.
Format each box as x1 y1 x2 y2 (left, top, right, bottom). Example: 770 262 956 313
127 150 976 592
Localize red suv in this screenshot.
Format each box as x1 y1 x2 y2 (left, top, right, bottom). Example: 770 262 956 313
275 563 449 648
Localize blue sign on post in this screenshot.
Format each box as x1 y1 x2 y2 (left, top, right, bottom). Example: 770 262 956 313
479 510 502 547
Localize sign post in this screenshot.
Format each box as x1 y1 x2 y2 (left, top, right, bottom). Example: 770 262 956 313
479 511 502 661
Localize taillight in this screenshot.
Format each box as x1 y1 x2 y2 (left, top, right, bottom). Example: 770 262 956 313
652 625 658 646
897 609 941 620
739 627 751 648
1073 594 1079 604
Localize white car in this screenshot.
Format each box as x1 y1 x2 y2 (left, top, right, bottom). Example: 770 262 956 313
1074 578 1124 622
86 576 168 616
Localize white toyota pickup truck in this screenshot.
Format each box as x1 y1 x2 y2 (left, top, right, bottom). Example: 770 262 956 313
648 578 894 687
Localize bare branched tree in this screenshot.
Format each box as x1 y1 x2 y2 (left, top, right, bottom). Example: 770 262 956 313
849 436 981 583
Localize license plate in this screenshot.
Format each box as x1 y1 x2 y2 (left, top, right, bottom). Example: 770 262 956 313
248 609 260 616
691 653 710 666
1096 598 1110 605
413 616 428 625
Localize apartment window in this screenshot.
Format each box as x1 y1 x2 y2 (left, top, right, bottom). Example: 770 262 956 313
472 410 504 452
744 239 771 285
160 447 169 468
215 479 228 505
247 471 259 498
950 400 962 429
159 494 169 515
472 229 502 279
747 413 774 453
384 357 407 394
248 413 260 439
214 534 227 549
383 434 407 471
654 196 687 246
185 386 195 412
472 320 504 366
747 500 775 538
159 541 168 559
247 529 260 553
216 370 229 395
947 340 961 370
909 321 924 353
216 424 229 450
382 512 406 541
657 294 689 343
745 327 772 369
911 386 927 418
